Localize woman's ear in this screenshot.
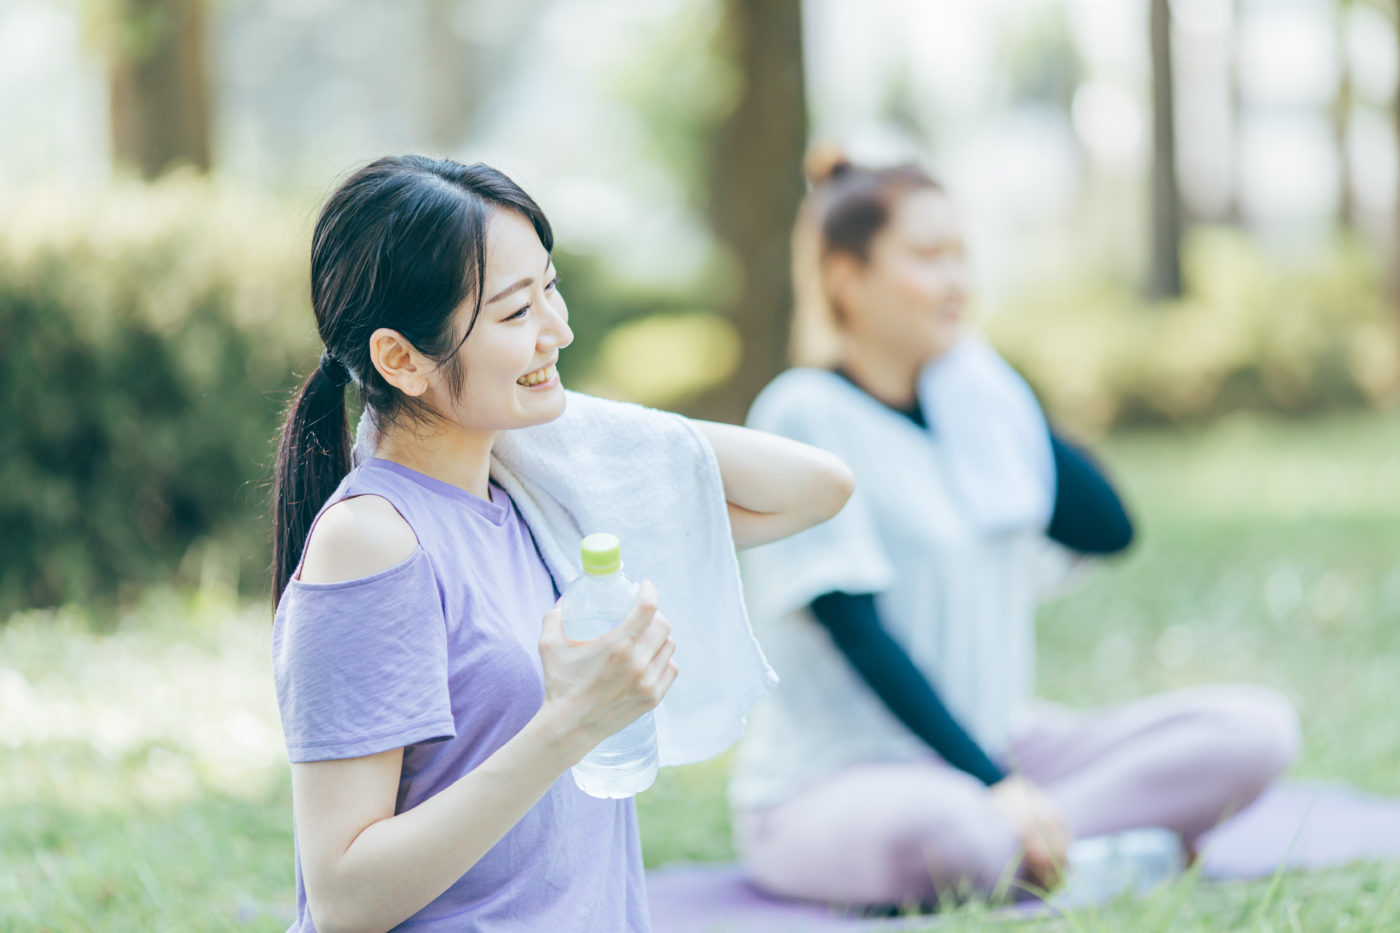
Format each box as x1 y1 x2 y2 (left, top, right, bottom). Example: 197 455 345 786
369 328 431 397
823 252 863 328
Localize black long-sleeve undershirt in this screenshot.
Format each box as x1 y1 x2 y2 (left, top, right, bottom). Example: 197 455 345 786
1047 434 1134 554
811 371 1133 785
811 590 1007 785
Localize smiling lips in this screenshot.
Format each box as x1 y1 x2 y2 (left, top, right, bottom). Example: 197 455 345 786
517 363 557 387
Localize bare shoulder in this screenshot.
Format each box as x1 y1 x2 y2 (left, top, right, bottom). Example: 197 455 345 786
298 495 420 585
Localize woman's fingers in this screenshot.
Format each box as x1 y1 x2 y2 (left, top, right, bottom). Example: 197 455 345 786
1022 837 1050 886
617 580 660 640
655 660 680 699
1024 811 1068 890
633 609 672 659
643 635 678 682
1022 831 1061 891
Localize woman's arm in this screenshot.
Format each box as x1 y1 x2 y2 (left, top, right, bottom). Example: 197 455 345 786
293 497 677 933
292 705 588 933
810 590 1070 884
692 419 855 550
810 591 1004 785
1045 432 1134 555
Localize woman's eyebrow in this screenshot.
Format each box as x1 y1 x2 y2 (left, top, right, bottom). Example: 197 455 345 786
485 256 553 305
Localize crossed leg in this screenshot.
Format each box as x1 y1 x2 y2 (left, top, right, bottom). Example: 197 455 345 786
734 685 1300 906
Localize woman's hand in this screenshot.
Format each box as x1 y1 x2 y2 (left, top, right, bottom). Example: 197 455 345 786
692 419 855 550
537 580 679 759
989 775 1071 891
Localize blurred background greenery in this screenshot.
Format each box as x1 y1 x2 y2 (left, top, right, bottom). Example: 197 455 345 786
4 0 1400 928
5 0 1400 613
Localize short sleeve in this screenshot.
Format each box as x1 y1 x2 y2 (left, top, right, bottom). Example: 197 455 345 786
740 372 897 623
272 548 455 763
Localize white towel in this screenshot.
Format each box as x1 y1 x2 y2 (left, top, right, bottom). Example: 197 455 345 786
918 334 1056 534
353 391 778 768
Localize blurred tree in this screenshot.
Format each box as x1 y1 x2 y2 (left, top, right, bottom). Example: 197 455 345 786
1393 0 1400 305
1227 0 1245 224
101 0 212 178
420 1 542 153
699 0 807 422
999 4 1082 112
1356 0 1400 303
1149 0 1184 299
422 0 478 152
1335 0 1356 230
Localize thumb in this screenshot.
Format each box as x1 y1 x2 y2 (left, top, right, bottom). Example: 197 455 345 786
539 603 565 646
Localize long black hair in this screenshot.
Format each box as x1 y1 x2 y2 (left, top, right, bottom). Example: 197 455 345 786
271 156 553 605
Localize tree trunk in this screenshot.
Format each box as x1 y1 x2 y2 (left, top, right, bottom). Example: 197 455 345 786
1335 0 1355 230
422 0 472 153
1149 0 1184 300
108 0 212 178
420 0 531 153
1227 0 1245 225
692 0 808 423
1392 0 1400 306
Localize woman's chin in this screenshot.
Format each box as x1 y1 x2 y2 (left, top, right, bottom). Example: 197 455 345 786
929 322 966 358
515 383 567 426
915 333 962 366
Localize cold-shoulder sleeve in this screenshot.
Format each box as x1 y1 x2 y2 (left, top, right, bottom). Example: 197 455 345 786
272 548 454 763
740 372 897 623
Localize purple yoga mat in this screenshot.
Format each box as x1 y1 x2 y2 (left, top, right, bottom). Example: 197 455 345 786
647 782 1400 933
1197 781 1400 878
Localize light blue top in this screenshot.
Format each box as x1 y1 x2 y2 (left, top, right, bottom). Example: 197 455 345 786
731 370 1055 809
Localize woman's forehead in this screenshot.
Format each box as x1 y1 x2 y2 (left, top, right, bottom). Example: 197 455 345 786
889 188 959 240
484 210 549 280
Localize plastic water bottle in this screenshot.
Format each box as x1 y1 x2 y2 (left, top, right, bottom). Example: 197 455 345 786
1051 827 1184 908
559 533 659 799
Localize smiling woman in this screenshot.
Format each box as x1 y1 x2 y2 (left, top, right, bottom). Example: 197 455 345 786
266 155 852 933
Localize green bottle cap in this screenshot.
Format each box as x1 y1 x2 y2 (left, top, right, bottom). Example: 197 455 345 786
580 533 622 575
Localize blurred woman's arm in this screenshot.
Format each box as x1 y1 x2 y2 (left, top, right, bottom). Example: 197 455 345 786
811 590 1004 785
693 419 855 550
1046 432 1133 555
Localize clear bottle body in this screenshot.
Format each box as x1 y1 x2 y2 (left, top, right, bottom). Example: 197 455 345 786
558 567 659 798
1052 827 1184 907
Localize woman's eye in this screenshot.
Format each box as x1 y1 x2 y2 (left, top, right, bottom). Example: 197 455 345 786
506 304 530 321
546 274 561 292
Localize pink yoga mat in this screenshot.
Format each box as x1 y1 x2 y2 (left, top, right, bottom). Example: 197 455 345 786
646 782 1400 932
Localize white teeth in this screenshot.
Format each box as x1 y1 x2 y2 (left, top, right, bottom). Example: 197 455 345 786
518 364 554 387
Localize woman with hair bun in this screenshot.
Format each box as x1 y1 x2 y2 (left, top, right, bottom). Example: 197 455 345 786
728 148 1300 907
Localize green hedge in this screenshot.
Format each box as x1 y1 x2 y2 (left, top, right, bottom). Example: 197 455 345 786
0 177 314 613
989 228 1400 435
5 179 1398 615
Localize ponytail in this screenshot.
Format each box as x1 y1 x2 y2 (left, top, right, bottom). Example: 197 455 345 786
271 363 351 607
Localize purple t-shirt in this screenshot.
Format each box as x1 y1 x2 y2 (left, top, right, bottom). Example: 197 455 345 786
272 458 648 932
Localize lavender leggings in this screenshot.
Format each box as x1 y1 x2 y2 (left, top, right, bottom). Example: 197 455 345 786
733 685 1300 905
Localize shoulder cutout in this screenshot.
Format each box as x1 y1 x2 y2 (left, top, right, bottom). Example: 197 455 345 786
298 495 421 585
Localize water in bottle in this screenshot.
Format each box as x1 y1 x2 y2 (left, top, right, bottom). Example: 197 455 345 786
559 532 660 799
1051 827 1184 908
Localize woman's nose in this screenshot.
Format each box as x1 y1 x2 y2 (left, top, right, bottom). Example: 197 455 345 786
942 258 970 299
541 304 574 351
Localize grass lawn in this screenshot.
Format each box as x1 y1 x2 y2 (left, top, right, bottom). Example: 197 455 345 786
4 411 1399 930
